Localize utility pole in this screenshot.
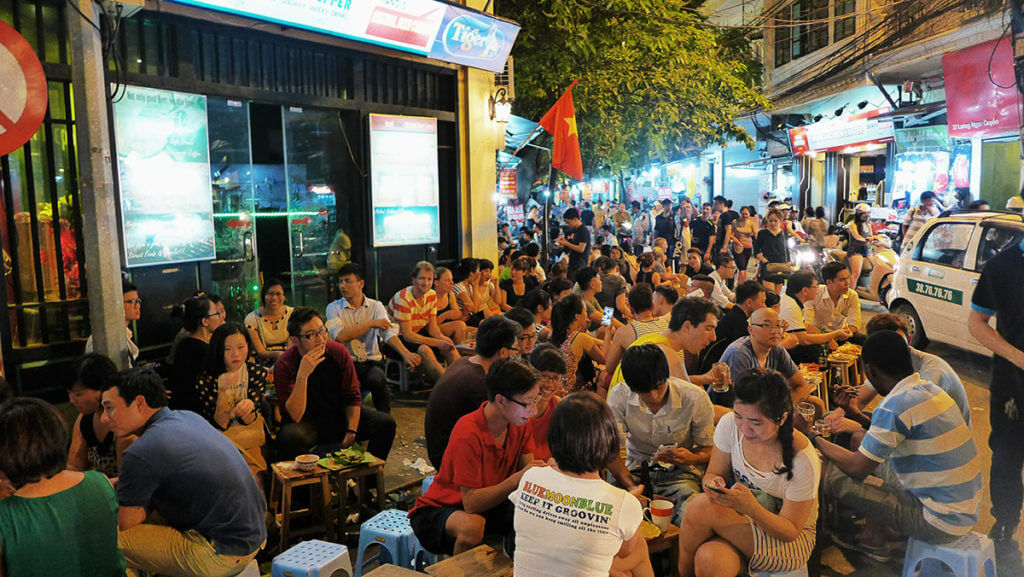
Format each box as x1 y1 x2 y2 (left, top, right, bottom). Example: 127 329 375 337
1010 0 1024 188
68 0 131 368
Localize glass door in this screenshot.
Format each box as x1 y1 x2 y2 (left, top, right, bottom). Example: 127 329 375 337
207 98 260 322
282 107 354 312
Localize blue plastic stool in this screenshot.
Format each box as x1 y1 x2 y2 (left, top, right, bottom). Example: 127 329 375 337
901 532 996 577
271 539 352 577
354 509 437 577
421 475 435 494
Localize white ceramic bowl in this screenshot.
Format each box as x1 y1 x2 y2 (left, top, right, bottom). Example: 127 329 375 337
295 454 319 471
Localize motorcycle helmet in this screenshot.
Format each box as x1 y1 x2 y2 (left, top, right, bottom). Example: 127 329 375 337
1007 195 1024 212
855 203 871 213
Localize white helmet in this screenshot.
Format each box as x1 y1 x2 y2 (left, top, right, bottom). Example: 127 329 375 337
1007 196 1024 212
855 203 871 213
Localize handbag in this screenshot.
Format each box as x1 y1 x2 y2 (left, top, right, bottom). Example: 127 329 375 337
764 262 793 276
223 414 268 474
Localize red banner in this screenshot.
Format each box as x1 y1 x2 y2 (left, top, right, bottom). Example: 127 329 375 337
499 168 517 199
943 37 1022 138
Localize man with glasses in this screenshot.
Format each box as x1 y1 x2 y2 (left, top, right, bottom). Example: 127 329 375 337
781 270 856 363
411 357 547 555
720 307 816 409
424 315 522 469
273 306 396 461
708 255 737 308
607 344 716 525
85 280 141 367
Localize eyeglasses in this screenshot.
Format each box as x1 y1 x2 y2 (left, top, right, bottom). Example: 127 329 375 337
124 298 142 306
519 333 538 343
505 395 540 409
207 311 223 319
751 321 789 331
299 327 328 340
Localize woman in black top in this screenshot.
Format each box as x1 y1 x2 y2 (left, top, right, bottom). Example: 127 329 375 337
499 257 538 311
66 354 124 478
168 295 224 413
753 208 790 292
635 251 660 287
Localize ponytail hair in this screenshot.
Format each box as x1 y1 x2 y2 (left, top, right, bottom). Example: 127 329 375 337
171 296 213 333
734 368 795 480
550 293 584 346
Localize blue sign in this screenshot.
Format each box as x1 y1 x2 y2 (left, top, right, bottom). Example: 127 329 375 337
429 5 520 73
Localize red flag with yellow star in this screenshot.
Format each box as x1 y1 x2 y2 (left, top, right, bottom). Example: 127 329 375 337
538 80 583 180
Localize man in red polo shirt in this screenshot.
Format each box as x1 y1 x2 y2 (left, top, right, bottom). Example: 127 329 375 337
409 357 546 555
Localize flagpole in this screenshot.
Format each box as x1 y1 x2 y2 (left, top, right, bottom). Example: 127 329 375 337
497 121 545 174
542 165 555 271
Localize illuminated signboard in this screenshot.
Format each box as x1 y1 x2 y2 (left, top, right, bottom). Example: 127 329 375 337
788 108 895 156
113 85 216 267
166 0 519 73
369 114 440 247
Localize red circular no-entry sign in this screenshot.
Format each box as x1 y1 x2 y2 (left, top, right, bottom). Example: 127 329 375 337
0 19 47 157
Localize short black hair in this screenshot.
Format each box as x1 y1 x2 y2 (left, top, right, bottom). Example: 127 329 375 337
338 262 366 282
478 258 495 272
486 356 538 402
67 353 118 391
476 315 521 358
627 284 654 313
504 307 536 332
787 270 817 297
821 261 847 283
545 277 573 297
123 280 138 294
594 256 615 273
525 243 540 258
287 306 322 337
713 195 727 205
520 289 551 315
529 343 567 374
631 200 641 209
455 258 479 283
621 344 670 393
668 296 720 331
735 280 766 306
548 392 621 474
920 191 937 202
574 267 598 291
765 291 780 308
105 367 168 409
260 278 286 302
654 285 679 305
204 323 254 376
563 207 580 221
0 398 68 489
716 255 735 269
865 313 909 337
862 330 914 379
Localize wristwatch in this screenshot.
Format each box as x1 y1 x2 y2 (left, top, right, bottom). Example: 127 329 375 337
345 429 358 436
806 431 821 446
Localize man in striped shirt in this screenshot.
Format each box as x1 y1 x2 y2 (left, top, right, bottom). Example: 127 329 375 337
800 330 981 561
387 261 459 383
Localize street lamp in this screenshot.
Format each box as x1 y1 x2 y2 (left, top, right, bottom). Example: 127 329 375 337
489 87 513 122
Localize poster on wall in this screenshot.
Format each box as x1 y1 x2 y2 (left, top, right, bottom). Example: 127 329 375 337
112 85 215 267
943 37 1023 138
369 114 440 247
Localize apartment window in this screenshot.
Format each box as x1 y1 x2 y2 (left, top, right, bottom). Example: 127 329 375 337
834 0 856 41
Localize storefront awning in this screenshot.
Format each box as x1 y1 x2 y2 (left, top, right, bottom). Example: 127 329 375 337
505 115 544 150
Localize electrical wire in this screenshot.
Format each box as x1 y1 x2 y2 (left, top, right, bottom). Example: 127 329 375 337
64 0 102 33
987 15 1015 89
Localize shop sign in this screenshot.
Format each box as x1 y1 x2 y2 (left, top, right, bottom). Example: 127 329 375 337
112 86 216 267
788 108 894 156
894 126 949 154
498 168 517 199
369 114 440 247
0 20 47 157
167 0 519 73
907 278 963 305
943 37 1022 138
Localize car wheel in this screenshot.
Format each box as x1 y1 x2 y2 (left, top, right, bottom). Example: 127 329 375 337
894 303 928 349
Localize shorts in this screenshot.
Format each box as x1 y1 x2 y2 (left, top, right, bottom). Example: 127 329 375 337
733 247 752 273
848 244 869 258
408 501 515 556
748 521 816 572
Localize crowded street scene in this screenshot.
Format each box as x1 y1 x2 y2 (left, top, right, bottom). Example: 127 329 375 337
2 0 1024 576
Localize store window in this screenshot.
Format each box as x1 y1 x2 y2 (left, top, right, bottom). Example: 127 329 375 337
773 0 855 67
975 225 1024 271
917 222 974 268
834 0 856 41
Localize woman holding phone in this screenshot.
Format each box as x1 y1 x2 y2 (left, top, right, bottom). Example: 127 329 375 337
677 368 820 577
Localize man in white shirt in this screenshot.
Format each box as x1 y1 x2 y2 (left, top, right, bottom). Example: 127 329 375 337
806 262 864 344
326 263 421 413
901 190 941 251
707 255 736 308
781 270 856 363
85 280 141 367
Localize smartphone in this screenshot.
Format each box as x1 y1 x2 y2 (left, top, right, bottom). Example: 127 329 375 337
704 483 728 494
601 307 614 326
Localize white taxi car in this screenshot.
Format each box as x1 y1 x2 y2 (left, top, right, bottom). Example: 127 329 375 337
887 210 1024 355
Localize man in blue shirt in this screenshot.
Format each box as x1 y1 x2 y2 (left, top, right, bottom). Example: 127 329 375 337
102 367 266 577
801 331 981 562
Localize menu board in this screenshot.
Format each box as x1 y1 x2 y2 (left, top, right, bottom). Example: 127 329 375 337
113 86 216 267
369 114 440 247
166 0 520 73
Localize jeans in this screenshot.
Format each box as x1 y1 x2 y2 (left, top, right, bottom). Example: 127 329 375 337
990 393 1024 528
614 466 702 526
276 407 397 462
354 360 391 413
119 524 259 577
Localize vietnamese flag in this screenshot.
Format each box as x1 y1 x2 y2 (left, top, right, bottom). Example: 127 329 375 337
538 80 583 180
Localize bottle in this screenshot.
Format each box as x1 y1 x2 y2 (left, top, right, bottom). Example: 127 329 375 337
818 344 828 367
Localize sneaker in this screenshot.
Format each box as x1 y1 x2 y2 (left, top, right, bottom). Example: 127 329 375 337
830 532 892 563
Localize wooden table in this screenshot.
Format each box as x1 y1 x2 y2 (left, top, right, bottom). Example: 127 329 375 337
268 461 335 549
425 544 513 577
646 523 680 577
329 455 387 537
363 564 424 577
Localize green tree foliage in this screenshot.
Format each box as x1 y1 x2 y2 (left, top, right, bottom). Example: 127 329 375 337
499 0 770 174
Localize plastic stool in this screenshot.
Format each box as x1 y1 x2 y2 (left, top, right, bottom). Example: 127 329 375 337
272 539 352 577
421 475 435 494
901 532 996 577
384 357 410 393
750 567 808 577
237 559 261 577
354 509 436 577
